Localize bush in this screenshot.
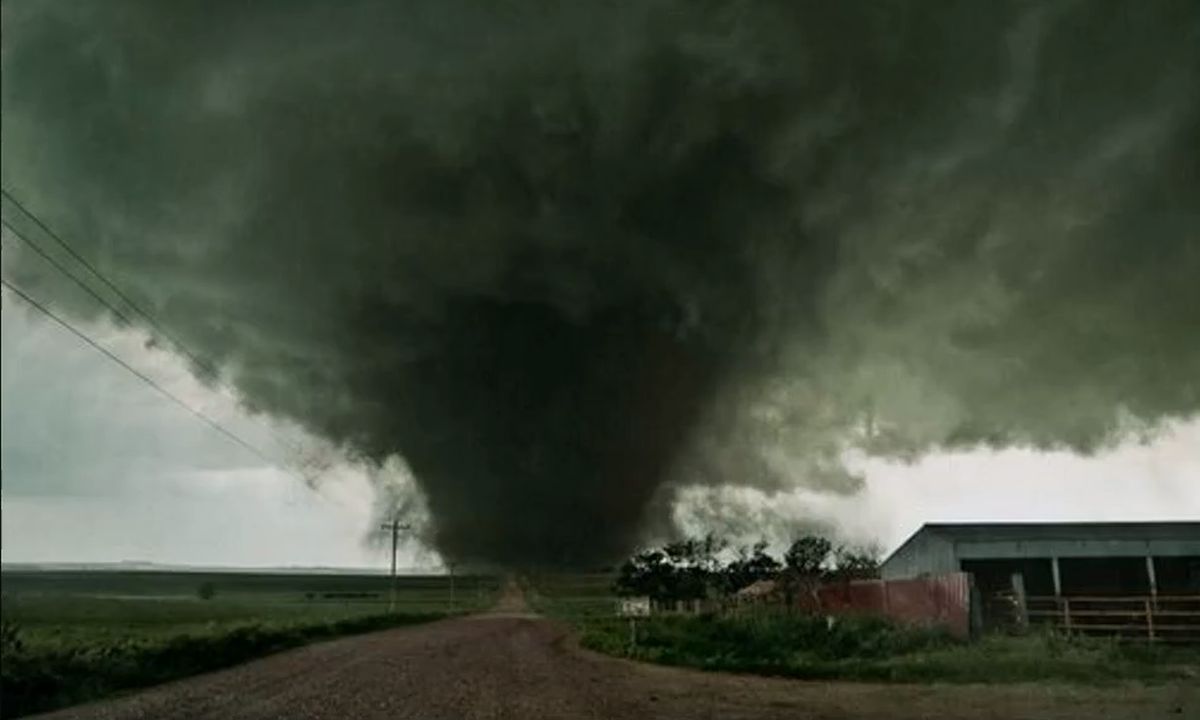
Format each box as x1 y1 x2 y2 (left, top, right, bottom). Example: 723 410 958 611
581 612 953 673
196 582 217 601
576 613 1199 685
0 620 23 655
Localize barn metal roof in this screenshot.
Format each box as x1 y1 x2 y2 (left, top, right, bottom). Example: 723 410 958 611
918 521 1200 542
884 521 1200 568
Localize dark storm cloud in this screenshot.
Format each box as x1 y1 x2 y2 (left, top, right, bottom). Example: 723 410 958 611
2 1 1198 566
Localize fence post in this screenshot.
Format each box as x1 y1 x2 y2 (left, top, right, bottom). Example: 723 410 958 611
1145 598 1155 642
1062 598 1072 634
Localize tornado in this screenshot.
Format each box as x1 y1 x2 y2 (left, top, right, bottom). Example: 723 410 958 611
3 1 1198 566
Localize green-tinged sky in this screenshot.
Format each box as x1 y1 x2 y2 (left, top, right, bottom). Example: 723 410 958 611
0 294 394 568
2 1 1197 567
4 294 1197 567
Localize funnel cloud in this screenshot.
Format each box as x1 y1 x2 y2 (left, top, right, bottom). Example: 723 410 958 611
3 1 1198 566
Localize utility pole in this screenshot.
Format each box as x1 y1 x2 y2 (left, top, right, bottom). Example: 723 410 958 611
380 518 410 612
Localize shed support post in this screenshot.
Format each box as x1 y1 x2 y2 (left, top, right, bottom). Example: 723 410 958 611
1145 556 1158 598
1010 572 1028 631
1050 557 1062 597
967 574 983 638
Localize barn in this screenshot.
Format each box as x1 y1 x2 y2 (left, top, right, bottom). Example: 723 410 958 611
881 521 1200 638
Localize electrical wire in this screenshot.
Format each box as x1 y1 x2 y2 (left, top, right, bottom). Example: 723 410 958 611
1 217 136 327
0 276 305 481
0 189 305 457
1 187 205 366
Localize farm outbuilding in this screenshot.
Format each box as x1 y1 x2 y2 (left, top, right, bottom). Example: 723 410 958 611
881 521 1200 638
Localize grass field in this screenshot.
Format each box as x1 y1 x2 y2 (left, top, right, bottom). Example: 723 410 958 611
1 569 500 718
526 572 1200 686
3 570 497 645
523 570 617 620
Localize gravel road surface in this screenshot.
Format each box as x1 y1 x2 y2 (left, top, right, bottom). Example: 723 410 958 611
34 589 1197 720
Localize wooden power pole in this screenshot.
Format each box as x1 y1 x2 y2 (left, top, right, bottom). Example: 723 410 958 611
380 518 410 612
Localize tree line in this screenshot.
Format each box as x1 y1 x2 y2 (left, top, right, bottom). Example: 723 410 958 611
613 534 881 603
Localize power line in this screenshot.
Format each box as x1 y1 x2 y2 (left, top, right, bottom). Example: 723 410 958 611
3 187 231 391
0 188 305 457
0 276 299 477
380 517 412 612
1 218 136 328
0 211 304 462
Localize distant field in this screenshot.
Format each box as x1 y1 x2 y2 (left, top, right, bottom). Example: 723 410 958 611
3 570 498 646
1 570 500 718
524 571 617 620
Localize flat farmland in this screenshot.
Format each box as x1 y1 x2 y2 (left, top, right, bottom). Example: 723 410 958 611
0 569 499 717
3 570 497 644
21 581 1199 720
524 571 618 621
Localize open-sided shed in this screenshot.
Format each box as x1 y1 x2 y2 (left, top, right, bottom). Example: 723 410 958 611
882 521 1200 596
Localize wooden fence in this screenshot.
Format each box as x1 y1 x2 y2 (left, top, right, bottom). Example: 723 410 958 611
1021 595 1200 643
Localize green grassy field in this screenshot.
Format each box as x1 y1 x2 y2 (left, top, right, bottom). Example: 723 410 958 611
523 570 618 620
1 569 499 718
526 573 1200 686
3 570 497 645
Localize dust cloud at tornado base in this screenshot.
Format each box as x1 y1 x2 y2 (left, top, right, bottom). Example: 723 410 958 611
3 1 1198 566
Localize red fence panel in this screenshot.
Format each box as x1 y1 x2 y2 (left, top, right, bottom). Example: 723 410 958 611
816 572 970 639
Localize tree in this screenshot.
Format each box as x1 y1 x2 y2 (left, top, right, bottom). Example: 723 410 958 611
778 534 834 611
830 545 882 581
720 540 781 594
613 549 673 600
196 582 217 600
783 535 832 576
613 534 728 603
661 533 726 573
663 533 727 600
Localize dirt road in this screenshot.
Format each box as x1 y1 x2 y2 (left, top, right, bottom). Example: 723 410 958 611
36 589 1196 720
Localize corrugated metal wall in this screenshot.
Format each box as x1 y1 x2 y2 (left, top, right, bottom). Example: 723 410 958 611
818 572 971 638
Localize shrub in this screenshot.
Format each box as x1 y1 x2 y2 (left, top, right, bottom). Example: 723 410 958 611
0 619 23 655
579 611 963 679
576 612 1199 685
